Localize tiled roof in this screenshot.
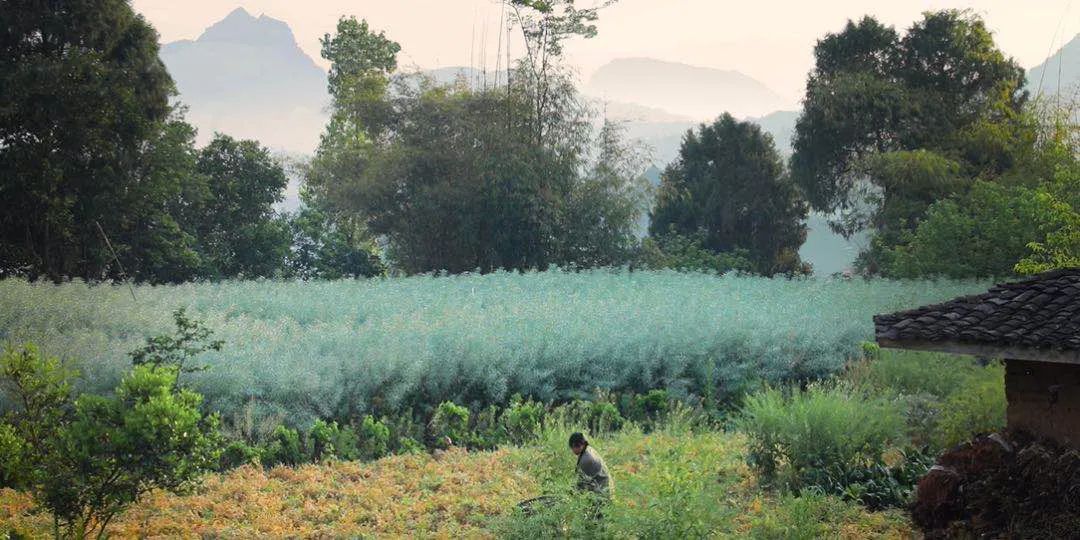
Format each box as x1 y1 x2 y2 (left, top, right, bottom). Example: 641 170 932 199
874 268 1080 352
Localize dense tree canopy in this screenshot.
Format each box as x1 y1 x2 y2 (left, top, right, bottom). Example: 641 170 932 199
190 135 291 278
650 114 808 275
0 0 176 281
792 11 1027 236
305 12 648 274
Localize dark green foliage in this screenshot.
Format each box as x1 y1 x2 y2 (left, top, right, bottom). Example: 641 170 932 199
638 231 754 274
793 11 1026 220
286 198 384 279
631 389 671 425
190 135 291 279
851 350 1006 452
738 384 908 505
552 396 625 436
261 425 304 467
0 345 221 538
356 415 391 460
0 0 177 282
502 396 546 445
306 15 648 275
306 419 341 462
218 440 261 470
429 401 470 448
877 181 1049 278
650 114 808 275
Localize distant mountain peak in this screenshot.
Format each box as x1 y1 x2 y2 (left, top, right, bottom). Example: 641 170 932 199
197 6 299 50
159 8 328 154
1028 32 1079 97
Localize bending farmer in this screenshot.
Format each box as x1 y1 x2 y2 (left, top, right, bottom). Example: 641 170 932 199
569 432 611 497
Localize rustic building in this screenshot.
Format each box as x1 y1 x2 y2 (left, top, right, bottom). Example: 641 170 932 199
875 268 1080 446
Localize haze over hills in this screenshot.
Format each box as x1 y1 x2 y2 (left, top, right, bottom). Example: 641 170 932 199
587 57 791 120
160 7 328 153
154 10 880 274
1027 33 1079 100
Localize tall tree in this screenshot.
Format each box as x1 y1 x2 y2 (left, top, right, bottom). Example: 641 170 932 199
0 0 176 281
791 10 1027 239
190 135 291 278
507 0 614 143
306 13 647 275
650 114 808 275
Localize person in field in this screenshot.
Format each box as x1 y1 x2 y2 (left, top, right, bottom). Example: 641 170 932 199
569 432 611 497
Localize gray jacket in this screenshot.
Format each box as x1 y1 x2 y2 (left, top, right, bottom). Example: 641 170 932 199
576 446 611 496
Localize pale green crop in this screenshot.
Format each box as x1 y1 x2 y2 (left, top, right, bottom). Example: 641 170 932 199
0 270 989 425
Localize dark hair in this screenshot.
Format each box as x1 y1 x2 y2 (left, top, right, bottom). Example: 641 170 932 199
568 432 587 448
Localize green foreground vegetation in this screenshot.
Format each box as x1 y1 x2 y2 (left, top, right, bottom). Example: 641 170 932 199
1 338 1002 538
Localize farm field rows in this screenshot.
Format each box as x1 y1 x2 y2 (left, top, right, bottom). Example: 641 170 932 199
0 271 989 424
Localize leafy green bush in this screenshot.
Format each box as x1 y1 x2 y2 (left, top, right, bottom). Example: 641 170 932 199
470 404 506 449
551 397 625 437
0 344 221 539
261 425 304 467
357 415 390 460
429 401 469 448
631 388 671 424
307 419 336 462
502 395 546 445
0 422 26 488
738 384 908 506
934 370 1006 449
219 439 261 470
852 349 972 398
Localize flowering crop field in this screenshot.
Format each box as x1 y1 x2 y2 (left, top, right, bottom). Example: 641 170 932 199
0 270 988 423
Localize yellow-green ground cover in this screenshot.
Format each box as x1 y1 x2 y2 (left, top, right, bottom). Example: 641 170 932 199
1 429 913 538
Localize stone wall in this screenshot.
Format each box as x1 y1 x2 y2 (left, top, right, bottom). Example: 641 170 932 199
1005 359 1080 447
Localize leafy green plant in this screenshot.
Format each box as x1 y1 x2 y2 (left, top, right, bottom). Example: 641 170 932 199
934 370 1006 449
738 383 907 503
261 425 304 467
357 415 390 460
219 439 261 470
0 344 221 539
306 419 339 462
429 401 469 448
502 395 545 445
128 307 223 386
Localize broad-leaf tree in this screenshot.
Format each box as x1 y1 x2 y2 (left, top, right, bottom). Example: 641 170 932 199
0 0 176 281
792 11 1027 240
650 114 808 275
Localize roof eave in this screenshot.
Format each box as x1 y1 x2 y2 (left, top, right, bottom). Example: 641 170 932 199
877 338 1080 365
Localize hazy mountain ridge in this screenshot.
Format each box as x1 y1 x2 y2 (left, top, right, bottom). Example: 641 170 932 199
160 7 329 153
1027 33 1079 99
587 57 790 120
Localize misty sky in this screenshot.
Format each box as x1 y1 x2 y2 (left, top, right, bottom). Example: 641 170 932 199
134 0 1079 107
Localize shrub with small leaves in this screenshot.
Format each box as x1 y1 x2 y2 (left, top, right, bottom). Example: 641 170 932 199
502 395 545 445
1 344 221 539
357 415 390 460
430 401 469 448
261 425 304 467
219 439 261 470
